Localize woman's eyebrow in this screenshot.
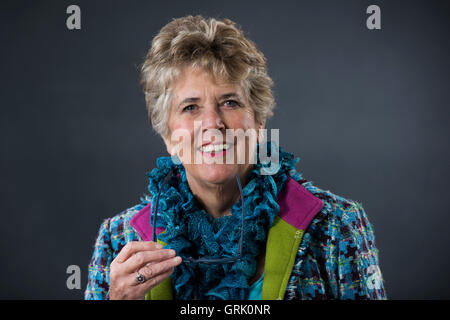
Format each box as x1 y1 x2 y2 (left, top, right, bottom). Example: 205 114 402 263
176 93 244 109
177 97 200 110
220 93 244 103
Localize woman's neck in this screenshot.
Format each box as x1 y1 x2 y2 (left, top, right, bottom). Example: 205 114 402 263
185 167 252 219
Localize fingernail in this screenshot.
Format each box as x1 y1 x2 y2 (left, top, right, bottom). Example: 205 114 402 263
174 256 182 263
156 243 162 249
169 249 176 256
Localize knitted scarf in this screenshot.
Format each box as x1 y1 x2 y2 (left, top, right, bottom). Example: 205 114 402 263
141 142 303 300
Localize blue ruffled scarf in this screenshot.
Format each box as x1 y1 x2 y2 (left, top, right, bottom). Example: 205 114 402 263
141 142 303 300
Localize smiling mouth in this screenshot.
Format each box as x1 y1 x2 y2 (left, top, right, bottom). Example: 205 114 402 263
197 143 232 153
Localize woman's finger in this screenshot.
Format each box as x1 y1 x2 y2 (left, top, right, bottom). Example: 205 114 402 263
114 241 162 264
134 256 182 286
134 267 177 297
123 248 177 273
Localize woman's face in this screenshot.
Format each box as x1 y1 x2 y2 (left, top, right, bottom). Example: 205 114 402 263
164 65 264 186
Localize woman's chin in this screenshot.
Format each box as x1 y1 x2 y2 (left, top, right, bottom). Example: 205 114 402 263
192 164 238 185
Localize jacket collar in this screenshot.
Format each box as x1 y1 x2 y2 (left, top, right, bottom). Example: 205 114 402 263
130 176 324 241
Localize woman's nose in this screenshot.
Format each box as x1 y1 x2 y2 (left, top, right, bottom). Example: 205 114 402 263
201 107 225 131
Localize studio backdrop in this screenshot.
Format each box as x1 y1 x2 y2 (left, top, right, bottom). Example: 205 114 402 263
0 0 449 299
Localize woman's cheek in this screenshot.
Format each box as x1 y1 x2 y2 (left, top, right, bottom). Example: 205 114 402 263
234 108 258 130
168 120 195 164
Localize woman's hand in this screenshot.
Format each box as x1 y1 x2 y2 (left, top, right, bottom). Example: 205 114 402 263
109 241 182 300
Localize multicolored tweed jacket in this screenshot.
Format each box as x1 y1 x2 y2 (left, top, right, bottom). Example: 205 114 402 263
85 175 387 300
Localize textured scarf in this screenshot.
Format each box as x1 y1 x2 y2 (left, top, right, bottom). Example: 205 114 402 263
141 141 303 300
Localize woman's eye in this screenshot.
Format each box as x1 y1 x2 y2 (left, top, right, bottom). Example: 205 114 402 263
223 100 239 107
182 105 196 112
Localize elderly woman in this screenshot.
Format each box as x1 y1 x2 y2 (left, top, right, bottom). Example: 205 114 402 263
85 15 386 300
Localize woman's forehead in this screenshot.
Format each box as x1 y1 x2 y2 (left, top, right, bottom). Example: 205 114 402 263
173 66 236 89
173 73 245 100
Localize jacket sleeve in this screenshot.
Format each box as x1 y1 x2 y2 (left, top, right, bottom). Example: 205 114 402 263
84 218 113 300
337 202 387 299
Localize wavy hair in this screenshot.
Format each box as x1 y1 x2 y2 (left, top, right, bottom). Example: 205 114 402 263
141 15 275 138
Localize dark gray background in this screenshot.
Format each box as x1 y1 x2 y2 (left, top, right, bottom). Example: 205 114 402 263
1 0 449 299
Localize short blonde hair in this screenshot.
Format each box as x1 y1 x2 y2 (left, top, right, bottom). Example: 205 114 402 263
141 15 275 138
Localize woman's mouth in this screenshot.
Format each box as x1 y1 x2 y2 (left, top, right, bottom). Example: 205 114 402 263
197 143 232 157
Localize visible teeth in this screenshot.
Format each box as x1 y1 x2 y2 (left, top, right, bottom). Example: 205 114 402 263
199 144 231 153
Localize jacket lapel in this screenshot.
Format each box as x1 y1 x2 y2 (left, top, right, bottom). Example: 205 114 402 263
261 177 323 299
129 176 323 300
262 216 304 300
